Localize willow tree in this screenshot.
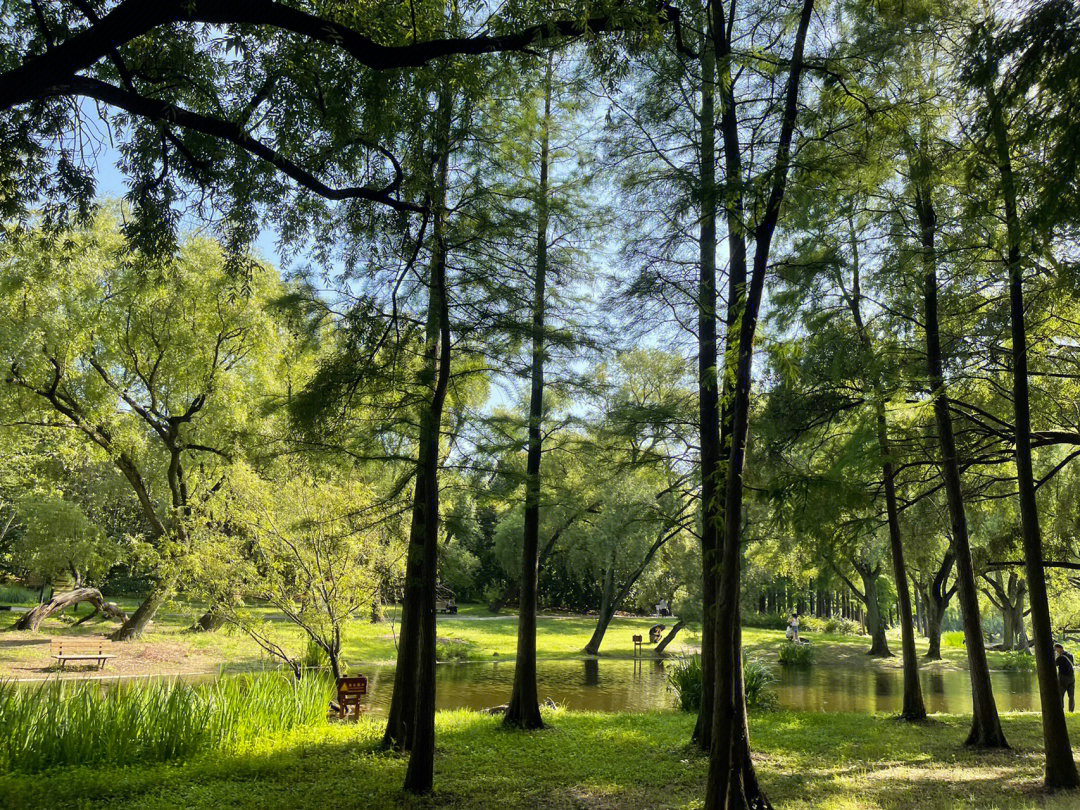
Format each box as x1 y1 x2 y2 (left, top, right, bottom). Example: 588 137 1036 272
0 214 287 639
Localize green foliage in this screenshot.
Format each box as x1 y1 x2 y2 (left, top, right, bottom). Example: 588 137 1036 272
667 654 703 712
1000 651 1036 671
743 657 779 711
823 617 861 636
437 638 479 662
778 642 816 666
668 653 777 712
301 639 332 672
799 616 823 633
943 631 966 649
0 584 37 605
743 613 789 631
0 672 328 773
11 494 117 586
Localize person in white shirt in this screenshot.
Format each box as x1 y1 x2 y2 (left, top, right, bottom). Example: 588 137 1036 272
787 612 801 643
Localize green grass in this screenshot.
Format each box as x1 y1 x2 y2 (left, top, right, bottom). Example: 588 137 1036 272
3 708 1079 809
0 672 329 772
0 601 706 678
0 598 1024 681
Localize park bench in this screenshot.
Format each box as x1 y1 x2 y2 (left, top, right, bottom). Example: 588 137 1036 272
51 638 115 670
336 675 369 722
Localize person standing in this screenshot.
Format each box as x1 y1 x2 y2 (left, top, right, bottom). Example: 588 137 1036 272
1055 643 1075 712
788 612 801 644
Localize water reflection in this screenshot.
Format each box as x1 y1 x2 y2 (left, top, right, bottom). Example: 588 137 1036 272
357 658 1043 716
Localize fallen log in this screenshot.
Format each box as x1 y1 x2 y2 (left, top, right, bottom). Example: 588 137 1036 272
13 588 128 632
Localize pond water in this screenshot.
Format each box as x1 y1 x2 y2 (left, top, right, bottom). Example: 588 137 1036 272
357 658 1042 715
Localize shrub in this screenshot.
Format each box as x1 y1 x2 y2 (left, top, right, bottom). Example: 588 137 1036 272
436 637 477 661
743 656 778 711
0 584 38 605
668 654 703 712
743 612 788 630
943 631 966 649
778 641 816 666
1000 650 1036 671
799 616 823 633
301 638 331 671
668 654 777 713
823 617 860 636
0 671 329 773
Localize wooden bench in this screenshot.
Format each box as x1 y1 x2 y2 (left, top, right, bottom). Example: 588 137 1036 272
51 638 115 670
336 675 368 722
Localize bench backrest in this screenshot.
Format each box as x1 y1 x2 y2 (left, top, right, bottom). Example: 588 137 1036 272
51 638 112 655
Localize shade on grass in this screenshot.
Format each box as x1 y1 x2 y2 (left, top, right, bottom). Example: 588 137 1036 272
4 708 1080 809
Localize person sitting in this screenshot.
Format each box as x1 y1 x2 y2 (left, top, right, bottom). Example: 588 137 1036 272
649 624 666 644
1056 643 1075 712
655 599 670 617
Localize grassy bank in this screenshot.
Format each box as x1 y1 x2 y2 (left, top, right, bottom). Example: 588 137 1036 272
3 708 1078 809
1 598 1023 680
1 602 706 679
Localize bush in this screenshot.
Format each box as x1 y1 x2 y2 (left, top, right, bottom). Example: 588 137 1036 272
436 637 477 661
0 584 38 605
301 638 331 671
798 616 822 633
0 672 329 773
1000 650 1036 671
823 617 860 636
943 631 966 649
667 654 703 712
743 656 778 711
743 612 788 630
778 641 816 666
668 654 777 713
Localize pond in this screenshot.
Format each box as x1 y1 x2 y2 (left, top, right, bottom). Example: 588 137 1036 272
357 658 1042 715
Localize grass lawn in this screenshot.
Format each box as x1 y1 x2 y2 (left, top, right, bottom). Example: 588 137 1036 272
3 708 1078 809
0 600 707 679
0 596 1025 680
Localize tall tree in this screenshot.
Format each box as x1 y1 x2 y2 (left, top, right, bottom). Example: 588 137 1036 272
706 0 817 805
505 54 555 730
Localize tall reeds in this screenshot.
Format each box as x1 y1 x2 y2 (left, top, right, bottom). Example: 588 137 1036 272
0 671 330 773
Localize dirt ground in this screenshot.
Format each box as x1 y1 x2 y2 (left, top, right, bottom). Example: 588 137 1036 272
0 632 224 681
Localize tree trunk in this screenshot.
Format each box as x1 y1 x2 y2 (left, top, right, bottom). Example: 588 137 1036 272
859 568 892 657
394 87 454 797
693 30 722 754
880 406 924 716
655 618 688 655
845 225 922 715
921 552 955 660
914 166 1006 748
706 2 813 805
14 588 127 631
188 608 226 633
111 580 170 641
583 561 617 656
505 58 553 732
989 86 1076 785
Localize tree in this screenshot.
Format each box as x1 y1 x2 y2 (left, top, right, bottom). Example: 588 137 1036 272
0 213 288 639
11 494 117 589
199 470 403 680
705 0 817 804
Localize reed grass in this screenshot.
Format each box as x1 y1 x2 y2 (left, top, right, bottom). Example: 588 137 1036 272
0 671 329 773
